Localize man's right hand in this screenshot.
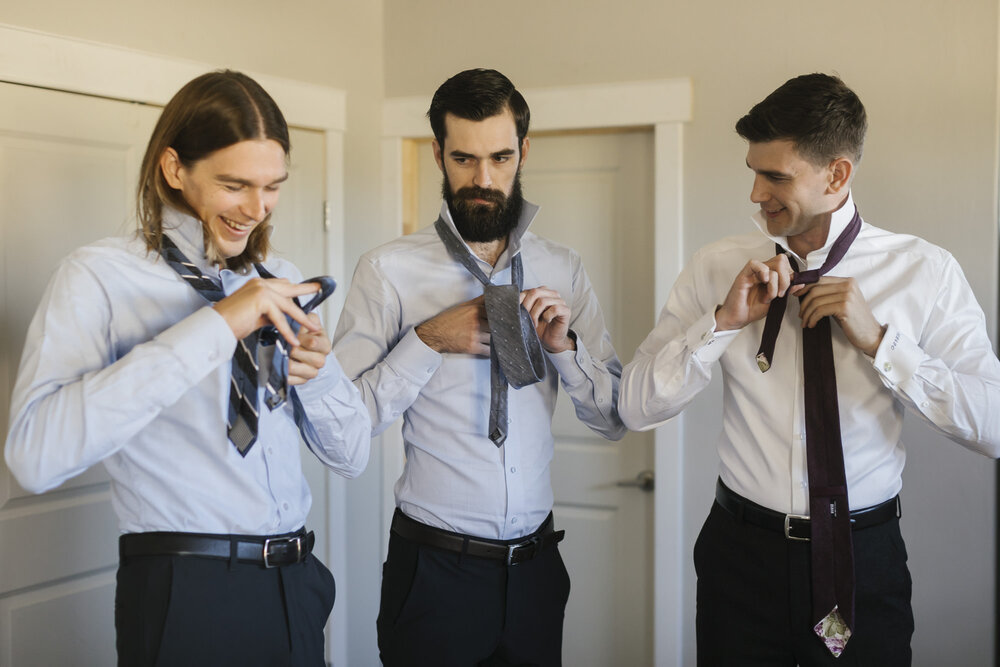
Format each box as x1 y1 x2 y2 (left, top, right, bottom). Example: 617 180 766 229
415 295 491 356
715 254 798 331
213 278 321 347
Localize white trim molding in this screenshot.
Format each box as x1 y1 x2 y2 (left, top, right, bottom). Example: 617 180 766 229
382 77 691 667
0 23 346 133
383 77 692 138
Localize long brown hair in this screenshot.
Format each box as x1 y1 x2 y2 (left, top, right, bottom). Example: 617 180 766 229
136 70 290 270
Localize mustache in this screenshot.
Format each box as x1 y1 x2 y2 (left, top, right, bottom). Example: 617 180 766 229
453 186 506 205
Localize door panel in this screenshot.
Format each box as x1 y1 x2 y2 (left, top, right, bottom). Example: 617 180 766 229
0 83 159 666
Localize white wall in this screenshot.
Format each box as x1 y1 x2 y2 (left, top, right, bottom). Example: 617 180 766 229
382 1 1000 664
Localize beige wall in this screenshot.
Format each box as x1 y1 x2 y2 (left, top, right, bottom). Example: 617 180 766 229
384 1 999 664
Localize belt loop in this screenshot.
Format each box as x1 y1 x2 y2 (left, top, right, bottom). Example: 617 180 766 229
895 495 902 519
459 536 469 565
228 536 238 571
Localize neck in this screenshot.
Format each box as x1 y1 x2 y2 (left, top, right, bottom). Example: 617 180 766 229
466 237 508 267
787 218 831 258
787 194 850 258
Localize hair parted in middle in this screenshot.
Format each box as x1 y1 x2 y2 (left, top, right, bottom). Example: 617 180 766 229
136 69 290 271
735 73 868 167
427 68 530 149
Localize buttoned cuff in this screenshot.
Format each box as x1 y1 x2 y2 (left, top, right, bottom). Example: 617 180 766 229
155 306 236 379
685 309 739 364
547 329 589 386
871 323 922 387
382 327 443 384
293 349 342 402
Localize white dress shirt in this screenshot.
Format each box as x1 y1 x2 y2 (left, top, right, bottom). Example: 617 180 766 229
333 202 625 539
619 193 1000 514
5 208 371 535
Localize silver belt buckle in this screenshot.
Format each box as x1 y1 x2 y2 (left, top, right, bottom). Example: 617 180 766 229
505 535 538 566
263 535 303 568
784 513 810 541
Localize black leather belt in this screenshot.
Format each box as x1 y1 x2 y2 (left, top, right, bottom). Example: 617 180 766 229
391 509 565 566
715 480 900 541
119 528 314 568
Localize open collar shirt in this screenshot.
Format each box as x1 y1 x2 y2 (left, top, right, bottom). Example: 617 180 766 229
619 193 1000 514
333 201 625 539
5 208 371 535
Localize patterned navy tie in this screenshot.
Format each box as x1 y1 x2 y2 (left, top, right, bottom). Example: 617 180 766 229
434 218 546 446
159 235 335 457
755 208 862 656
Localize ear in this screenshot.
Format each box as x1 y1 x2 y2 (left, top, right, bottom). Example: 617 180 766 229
432 139 445 173
518 136 530 169
827 157 853 195
159 147 184 190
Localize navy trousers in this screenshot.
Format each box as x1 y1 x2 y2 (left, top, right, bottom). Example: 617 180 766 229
695 500 914 666
115 548 335 666
377 524 571 666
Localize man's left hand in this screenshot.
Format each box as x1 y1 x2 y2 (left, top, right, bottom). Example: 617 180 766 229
288 313 331 385
795 276 886 357
521 286 576 354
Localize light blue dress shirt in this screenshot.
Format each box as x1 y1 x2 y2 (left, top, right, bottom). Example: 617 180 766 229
5 208 371 535
333 201 625 540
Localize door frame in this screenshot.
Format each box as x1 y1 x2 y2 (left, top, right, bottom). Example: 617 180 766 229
0 23 352 666
382 78 692 666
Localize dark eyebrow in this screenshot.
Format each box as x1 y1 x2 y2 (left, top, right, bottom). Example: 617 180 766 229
449 149 517 160
745 159 790 180
217 173 289 186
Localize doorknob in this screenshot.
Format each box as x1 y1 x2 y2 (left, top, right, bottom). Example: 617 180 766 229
616 469 655 492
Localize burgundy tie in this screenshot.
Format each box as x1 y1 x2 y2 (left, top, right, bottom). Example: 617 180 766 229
756 207 862 657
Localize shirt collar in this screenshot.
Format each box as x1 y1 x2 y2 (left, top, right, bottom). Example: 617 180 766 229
160 206 220 277
751 191 857 270
437 198 541 270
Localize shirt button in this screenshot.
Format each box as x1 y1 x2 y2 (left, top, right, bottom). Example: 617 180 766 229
511 517 518 524
282 502 290 511
597 397 604 404
510 466 516 473
921 401 929 408
507 417 512 425
883 362 893 372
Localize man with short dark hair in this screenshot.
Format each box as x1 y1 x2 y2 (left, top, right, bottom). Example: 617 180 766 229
334 68 626 666
619 73 1000 664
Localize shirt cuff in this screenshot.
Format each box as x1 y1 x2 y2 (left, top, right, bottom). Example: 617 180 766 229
382 327 443 384
155 306 236 379
871 323 922 387
685 309 739 365
293 349 342 402
546 330 589 386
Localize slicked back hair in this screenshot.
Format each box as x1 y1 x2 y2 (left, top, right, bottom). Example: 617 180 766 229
427 68 530 149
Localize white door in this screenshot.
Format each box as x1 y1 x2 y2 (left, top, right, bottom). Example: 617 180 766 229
413 129 656 666
0 83 329 665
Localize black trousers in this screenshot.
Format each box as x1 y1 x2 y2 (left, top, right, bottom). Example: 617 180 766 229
115 548 335 666
377 521 572 667
695 500 914 666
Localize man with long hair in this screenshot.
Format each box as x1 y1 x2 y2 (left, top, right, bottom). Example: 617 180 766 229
5 70 371 665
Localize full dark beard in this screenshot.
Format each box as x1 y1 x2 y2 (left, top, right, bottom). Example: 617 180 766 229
443 172 524 243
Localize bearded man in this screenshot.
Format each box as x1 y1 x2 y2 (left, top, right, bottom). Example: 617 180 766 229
333 68 626 667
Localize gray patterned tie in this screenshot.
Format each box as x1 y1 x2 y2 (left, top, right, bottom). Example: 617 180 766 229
434 218 546 446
